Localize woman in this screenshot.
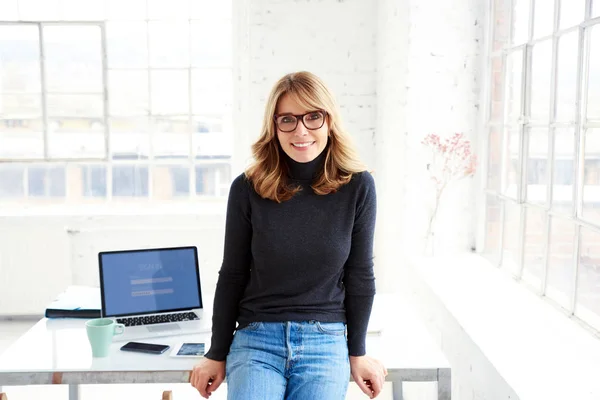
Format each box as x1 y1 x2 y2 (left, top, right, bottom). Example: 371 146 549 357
190 71 387 399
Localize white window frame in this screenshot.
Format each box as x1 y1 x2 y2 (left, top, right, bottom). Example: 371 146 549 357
0 4 233 205
480 0 600 330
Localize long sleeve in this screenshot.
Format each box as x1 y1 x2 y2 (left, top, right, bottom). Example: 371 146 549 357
343 172 377 356
204 174 252 361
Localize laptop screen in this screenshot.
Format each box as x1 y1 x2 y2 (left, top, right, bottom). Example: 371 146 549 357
99 247 202 317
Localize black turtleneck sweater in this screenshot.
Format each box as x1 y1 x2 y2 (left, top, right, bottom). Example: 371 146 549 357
205 151 377 361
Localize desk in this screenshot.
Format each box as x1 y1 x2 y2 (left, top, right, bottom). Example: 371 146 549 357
0 295 450 400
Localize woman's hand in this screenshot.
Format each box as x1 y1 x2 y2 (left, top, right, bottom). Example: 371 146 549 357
349 355 388 399
190 358 226 399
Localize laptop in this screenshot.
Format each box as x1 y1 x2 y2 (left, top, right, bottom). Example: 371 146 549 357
98 246 210 342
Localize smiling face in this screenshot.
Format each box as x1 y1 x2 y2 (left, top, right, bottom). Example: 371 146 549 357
275 93 329 163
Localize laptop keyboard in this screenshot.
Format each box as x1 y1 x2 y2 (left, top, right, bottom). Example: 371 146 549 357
116 312 199 327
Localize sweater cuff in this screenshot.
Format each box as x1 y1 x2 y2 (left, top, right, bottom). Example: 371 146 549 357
345 294 374 356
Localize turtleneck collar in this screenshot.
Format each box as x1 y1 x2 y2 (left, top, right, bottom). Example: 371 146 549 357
284 148 327 181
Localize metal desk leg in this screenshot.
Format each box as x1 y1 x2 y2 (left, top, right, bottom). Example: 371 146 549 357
438 368 451 400
392 379 403 400
69 384 80 400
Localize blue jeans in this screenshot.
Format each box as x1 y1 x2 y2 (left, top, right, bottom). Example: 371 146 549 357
226 321 350 400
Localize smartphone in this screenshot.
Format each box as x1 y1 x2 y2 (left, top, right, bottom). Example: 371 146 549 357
120 342 170 355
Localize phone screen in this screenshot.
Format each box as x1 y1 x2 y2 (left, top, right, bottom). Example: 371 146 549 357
120 342 170 354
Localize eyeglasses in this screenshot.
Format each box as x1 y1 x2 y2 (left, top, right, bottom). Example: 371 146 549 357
273 110 327 133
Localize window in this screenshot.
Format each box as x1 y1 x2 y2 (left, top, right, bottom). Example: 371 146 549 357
483 0 600 332
81 165 107 198
0 0 233 205
27 165 66 197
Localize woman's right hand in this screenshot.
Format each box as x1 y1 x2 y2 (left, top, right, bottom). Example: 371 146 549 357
190 358 226 399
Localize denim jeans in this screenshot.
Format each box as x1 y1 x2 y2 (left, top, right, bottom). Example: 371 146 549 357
226 321 350 400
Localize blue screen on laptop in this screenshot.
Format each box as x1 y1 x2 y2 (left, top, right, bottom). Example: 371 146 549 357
100 247 201 317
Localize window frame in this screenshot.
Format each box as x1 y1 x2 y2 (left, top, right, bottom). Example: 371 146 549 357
0 4 233 204
481 0 600 330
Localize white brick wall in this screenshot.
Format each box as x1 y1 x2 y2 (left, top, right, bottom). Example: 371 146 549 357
233 0 484 259
233 0 378 173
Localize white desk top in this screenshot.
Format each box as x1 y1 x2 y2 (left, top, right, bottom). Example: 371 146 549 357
0 294 449 385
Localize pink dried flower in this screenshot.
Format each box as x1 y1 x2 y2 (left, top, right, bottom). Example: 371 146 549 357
422 132 478 253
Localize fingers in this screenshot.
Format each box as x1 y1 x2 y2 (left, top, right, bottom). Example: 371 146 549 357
190 368 210 399
207 374 225 394
353 375 375 398
370 375 384 398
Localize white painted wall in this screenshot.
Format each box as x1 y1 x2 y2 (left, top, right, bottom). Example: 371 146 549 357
401 0 485 255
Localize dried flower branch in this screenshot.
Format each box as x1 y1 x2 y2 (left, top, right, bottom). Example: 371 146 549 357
422 132 477 254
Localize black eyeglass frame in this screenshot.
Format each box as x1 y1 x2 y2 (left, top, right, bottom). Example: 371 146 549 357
273 110 328 133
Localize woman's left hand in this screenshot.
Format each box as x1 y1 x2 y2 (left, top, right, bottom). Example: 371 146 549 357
349 355 388 398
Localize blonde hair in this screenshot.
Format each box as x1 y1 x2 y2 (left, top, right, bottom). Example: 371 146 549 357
245 71 367 202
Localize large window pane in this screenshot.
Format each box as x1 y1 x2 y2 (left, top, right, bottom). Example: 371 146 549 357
0 164 25 198
522 206 547 291
191 69 232 114
582 129 600 226
501 200 522 276
80 164 107 198
106 22 148 69
191 21 232 68
0 117 43 159
552 129 576 213
47 94 104 117
110 118 150 159
546 217 575 310
594 0 600 18
112 164 149 197
502 128 521 198
18 0 61 20
152 117 190 159
487 126 503 190
512 0 530 45
153 165 190 199
530 40 553 123
533 0 554 38
47 118 105 159
196 163 230 196
44 25 102 93
0 25 41 93
0 1 19 21
150 70 189 115
27 164 65 197
106 0 147 20
148 22 190 68
559 0 585 29
505 50 523 124
108 70 149 116
0 94 41 116
587 26 600 122
575 227 600 331
60 0 105 21
484 194 502 264
526 128 548 204
489 56 504 123
193 119 233 158
555 32 579 122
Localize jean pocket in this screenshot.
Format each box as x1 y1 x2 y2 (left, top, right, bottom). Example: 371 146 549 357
315 321 346 336
236 321 261 332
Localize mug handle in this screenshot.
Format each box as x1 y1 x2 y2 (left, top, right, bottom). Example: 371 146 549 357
114 323 125 335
